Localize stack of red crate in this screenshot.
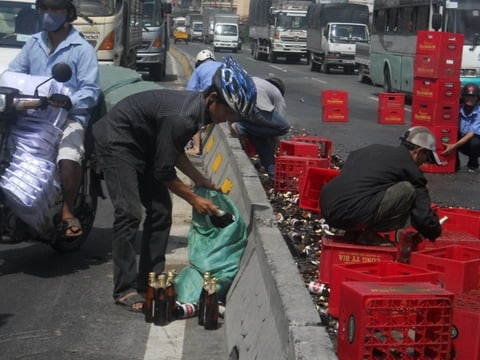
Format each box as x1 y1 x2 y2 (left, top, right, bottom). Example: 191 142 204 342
377 92 405 124
452 289 480 360
412 30 464 173
274 137 332 192
321 90 348 122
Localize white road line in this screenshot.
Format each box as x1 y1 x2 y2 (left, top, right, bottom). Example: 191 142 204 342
270 65 287 72
311 77 328 84
144 320 186 360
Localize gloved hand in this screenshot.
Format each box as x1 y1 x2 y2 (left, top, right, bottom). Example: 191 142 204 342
49 93 72 110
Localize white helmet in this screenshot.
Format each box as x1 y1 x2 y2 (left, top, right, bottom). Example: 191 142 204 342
195 49 215 66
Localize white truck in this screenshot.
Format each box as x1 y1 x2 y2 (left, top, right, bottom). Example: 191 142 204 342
306 2 369 74
186 13 203 41
354 41 371 83
202 7 233 44
213 14 240 53
249 0 309 64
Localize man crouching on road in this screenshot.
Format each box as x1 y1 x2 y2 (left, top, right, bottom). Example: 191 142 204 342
320 126 443 246
92 57 256 312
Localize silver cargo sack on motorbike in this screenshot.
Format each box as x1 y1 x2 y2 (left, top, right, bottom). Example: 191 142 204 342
0 72 70 232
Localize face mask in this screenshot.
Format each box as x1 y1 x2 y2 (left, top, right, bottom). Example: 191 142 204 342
42 13 67 32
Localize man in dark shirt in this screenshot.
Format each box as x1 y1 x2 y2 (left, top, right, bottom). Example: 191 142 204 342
92 58 256 312
320 126 443 245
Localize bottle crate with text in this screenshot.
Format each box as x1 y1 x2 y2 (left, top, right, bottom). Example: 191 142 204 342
414 53 462 80
411 100 459 126
413 78 461 103
322 106 349 122
452 290 480 360
416 30 464 58
321 90 348 107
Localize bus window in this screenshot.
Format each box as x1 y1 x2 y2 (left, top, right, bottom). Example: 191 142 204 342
416 5 429 30
397 7 414 33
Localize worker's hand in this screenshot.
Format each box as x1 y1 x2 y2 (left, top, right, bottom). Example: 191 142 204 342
441 143 455 156
191 196 218 215
195 177 221 191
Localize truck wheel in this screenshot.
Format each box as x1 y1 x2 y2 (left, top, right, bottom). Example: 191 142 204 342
321 62 330 74
358 65 370 84
268 49 276 63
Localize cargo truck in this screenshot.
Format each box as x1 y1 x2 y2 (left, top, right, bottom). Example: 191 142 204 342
213 14 240 53
306 2 369 74
202 7 233 44
136 0 171 81
73 0 144 69
186 13 203 41
249 0 309 64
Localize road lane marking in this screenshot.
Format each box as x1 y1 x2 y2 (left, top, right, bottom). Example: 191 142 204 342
311 77 328 84
144 315 185 360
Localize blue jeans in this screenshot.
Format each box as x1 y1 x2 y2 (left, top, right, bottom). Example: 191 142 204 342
99 156 172 300
236 109 290 176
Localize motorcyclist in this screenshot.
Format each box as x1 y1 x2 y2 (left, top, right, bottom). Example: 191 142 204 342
8 0 100 238
441 83 480 173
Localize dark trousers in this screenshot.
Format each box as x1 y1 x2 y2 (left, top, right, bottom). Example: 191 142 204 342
100 157 172 300
369 181 416 232
458 134 480 169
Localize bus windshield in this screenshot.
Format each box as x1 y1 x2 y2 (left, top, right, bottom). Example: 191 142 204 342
0 2 42 48
445 8 480 45
76 0 115 17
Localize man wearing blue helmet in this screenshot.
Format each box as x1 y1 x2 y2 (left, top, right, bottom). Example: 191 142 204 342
92 58 255 312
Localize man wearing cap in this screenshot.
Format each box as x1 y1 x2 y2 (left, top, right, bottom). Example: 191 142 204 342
230 76 290 178
320 126 443 245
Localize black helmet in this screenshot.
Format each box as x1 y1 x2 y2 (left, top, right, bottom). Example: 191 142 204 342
265 77 285 97
36 0 77 22
462 83 480 97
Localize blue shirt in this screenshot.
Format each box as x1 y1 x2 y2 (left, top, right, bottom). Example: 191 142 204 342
8 27 100 126
186 60 222 91
459 104 480 136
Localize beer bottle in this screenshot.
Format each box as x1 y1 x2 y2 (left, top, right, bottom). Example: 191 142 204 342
166 270 177 321
144 272 157 323
197 271 211 326
175 301 198 319
154 274 168 326
204 278 219 330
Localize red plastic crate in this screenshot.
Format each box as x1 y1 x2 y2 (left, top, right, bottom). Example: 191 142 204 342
337 281 454 360
318 238 397 285
321 90 348 106
322 106 349 122
378 92 405 109
413 78 461 103
416 30 464 57
437 207 480 239
328 261 440 318
414 54 462 80
298 167 339 213
411 100 459 125
420 229 480 251
410 245 480 294
274 155 330 192
377 108 405 124
452 290 480 360
289 136 333 158
278 140 319 157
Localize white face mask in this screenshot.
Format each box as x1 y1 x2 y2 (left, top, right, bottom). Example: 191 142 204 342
42 12 67 32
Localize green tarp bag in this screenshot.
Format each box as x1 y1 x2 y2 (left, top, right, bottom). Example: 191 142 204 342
174 187 248 303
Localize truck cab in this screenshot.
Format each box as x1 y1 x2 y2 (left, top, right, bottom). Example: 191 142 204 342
0 0 42 73
213 14 240 53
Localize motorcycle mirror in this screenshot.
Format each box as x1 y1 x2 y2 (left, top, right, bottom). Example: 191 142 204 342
51 63 72 83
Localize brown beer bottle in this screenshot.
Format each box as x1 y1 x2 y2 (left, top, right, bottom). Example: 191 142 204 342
204 278 219 330
144 272 157 323
166 270 177 321
154 274 168 326
197 271 211 326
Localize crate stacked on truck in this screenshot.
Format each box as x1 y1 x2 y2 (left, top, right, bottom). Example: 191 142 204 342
249 0 309 64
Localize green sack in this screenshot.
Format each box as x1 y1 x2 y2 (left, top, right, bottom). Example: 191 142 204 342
174 187 248 303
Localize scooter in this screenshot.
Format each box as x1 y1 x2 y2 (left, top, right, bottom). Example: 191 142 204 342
0 63 101 252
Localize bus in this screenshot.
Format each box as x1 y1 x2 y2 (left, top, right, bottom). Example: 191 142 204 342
73 0 143 68
370 0 480 94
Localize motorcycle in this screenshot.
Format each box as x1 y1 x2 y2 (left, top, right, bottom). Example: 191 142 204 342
0 63 102 252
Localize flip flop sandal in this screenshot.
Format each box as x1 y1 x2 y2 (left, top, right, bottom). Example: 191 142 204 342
60 217 83 238
115 292 145 313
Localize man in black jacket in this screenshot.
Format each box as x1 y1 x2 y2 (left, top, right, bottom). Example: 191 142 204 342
320 126 443 245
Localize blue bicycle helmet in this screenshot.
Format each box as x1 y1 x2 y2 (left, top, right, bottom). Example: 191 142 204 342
213 56 256 118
